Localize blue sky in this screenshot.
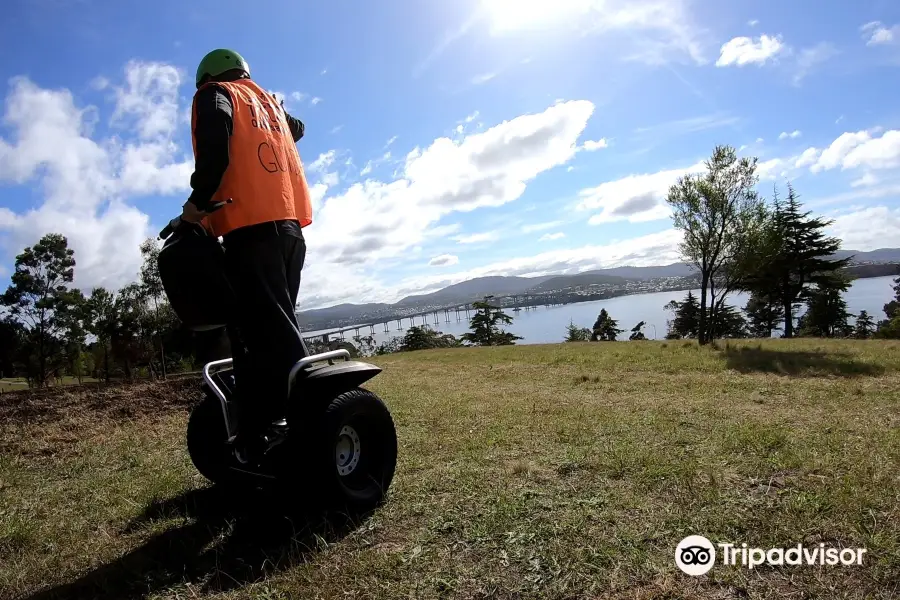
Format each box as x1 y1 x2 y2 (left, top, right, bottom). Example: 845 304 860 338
2 0 900 309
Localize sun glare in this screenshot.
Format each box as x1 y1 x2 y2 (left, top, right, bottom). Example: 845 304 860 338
482 0 594 32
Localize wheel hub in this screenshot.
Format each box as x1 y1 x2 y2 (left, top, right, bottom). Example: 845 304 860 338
335 425 361 476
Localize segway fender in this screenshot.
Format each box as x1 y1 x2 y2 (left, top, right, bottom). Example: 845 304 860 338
296 360 382 397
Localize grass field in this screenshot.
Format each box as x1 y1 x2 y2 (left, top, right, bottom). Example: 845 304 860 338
0 376 101 392
1 339 899 599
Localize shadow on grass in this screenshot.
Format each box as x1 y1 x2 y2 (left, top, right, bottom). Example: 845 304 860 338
22 485 370 600
722 345 884 378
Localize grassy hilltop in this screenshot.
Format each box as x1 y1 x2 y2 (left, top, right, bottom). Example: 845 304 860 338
1 339 899 599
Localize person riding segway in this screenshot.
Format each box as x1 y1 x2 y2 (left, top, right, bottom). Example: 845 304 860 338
183 48 312 465
157 50 398 511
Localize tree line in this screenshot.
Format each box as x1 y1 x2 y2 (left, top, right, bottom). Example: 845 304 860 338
560 274 900 344
0 235 196 387
659 144 900 344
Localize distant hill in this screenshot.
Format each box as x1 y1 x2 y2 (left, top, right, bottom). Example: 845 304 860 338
295 302 391 328
526 273 628 292
833 248 900 262
583 263 698 280
395 275 554 307
295 248 900 326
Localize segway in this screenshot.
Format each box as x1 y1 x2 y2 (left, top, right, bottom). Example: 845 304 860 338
157 204 397 511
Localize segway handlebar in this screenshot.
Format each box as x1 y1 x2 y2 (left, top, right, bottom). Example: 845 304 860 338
158 199 232 240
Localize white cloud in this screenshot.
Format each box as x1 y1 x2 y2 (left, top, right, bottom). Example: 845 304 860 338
861 21 899 46
308 150 337 173
578 161 705 224
757 158 788 181
539 232 566 241
429 254 459 267
310 97 322 105
471 73 497 85
851 173 879 188
807 183 900 209
385 135 398 147
291 91 308 102
778 130 802 140
756 137 764 143
91 76 110 91
808 128 900 173
748 19 759 27
793 42 838 85
464 111 480 124
453 231 500 244
582 138 608 151
309 182 329 213
633 112 739 138
716 34 785 67
296 99 595 308
321 172 339 187
330 125 344 134
111 60 182 140
0 65 193 291
522 220 564 233
842 130 900 170
827 206 900 251
794 147 820 168
359 151 393 178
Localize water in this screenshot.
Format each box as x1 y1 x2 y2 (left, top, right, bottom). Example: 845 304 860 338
303 276 898 345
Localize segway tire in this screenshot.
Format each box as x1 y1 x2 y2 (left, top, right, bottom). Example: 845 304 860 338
307 388 398 512
186 395 233 485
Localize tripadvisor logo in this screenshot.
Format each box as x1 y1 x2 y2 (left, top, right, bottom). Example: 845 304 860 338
675 535 867 575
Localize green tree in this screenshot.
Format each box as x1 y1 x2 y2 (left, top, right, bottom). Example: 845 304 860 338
139 238 168 378
709 304 748 339
56 289 89 382
591 308 622 341
113 283 153 381
743 292 784 338
666 145 769 344
375 337 403 355
629 321 647 341
882 276 900 321
744 184 851 337
401 326 461 351
85 287 118 383
0 234 77 387
855 310 875 339
462 297 522 346
0 316 25 379
664 292 701 339
352 335 378 357
797 280 853 338
564 320 592 342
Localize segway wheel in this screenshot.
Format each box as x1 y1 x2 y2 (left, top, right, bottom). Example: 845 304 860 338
311 388 398 512
186 395 233 485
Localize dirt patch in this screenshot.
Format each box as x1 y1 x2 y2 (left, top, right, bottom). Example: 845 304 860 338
0 377 201 429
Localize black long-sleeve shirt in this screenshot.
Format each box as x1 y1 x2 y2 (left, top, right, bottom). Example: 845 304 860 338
187 84 305 212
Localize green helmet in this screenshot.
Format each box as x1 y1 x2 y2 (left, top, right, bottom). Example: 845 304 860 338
195 49 250 88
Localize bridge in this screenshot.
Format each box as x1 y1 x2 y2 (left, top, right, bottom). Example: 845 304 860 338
300 294 567 344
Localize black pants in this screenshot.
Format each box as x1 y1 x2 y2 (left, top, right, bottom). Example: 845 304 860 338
221 220 307 437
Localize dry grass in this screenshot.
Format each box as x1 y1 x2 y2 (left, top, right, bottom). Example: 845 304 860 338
1 339 899 600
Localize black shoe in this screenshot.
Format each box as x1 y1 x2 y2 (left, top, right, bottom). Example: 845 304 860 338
232 422 288 466
231 434 266 466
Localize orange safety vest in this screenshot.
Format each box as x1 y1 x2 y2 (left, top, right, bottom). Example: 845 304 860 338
190 78 313 237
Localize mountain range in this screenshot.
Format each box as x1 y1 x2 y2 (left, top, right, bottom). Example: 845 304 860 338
295 248 900 328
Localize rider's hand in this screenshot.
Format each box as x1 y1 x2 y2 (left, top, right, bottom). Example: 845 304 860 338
181 201 206 223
